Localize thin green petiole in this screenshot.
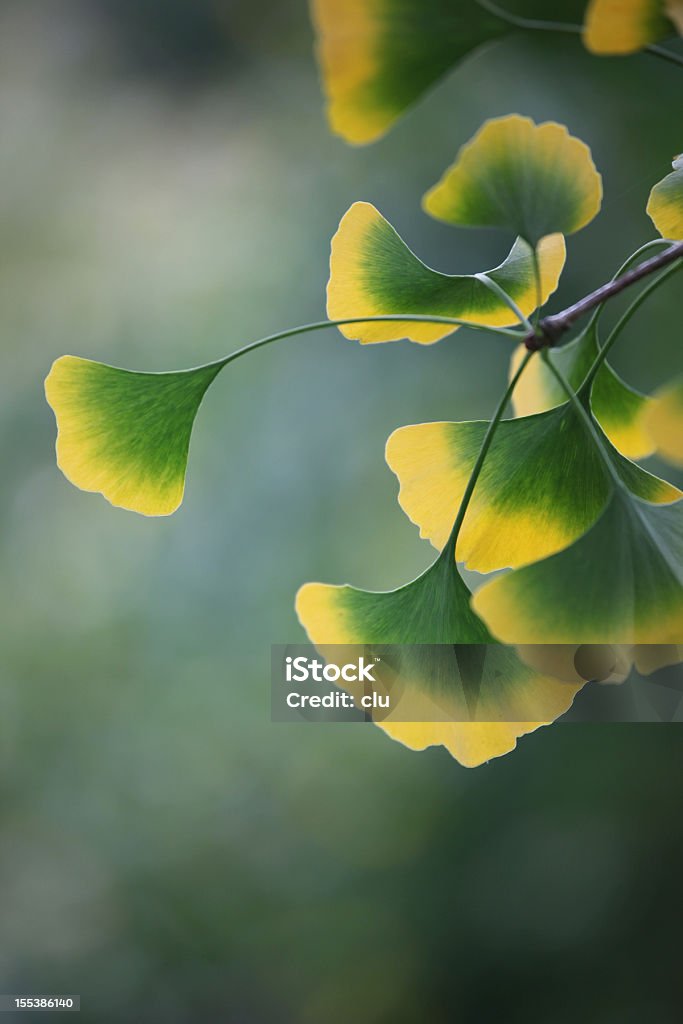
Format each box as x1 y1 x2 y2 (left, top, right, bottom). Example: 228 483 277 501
207 306 533 565
444 348 535 558
475 0 683 70
474 0 581 34
584 259 683 388
474 273 535 334
195 314 523 376
586 239 674 335
540 349 626 493
646 43 683 70
531 246 543 331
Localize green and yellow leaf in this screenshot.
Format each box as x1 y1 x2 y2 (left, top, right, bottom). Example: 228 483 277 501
509 322 655 459
645 375 683 466
584 0 679 54
327 202 566 344
423 115 603 246
296 548 582 768
386 403 679 573
311 0 509 144
647 154 683 240
472 492 683 653
45 356 222 516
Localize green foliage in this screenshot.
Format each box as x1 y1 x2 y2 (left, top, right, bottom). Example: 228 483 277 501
312 0 683 144
43 1 683 766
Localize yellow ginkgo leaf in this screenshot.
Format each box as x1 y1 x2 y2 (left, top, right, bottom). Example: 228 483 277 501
584 0 675 54
327 202 565 344
45 355 221 516
423 115 603 246
647 154 683 240
311 0 510 144
473 492 683 655
645 375 683 466
296 545 583 768
386 402 678 573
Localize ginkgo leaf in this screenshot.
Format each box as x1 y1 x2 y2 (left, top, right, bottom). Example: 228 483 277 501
45 355 222 516
472 491 683 654
386 402 679 573
327 202 566 344
645 375 683 466
423 115 603 246
647 155 683 240
311 0 510 145
584 0 679 54
509 322 655 459
296 547 582 768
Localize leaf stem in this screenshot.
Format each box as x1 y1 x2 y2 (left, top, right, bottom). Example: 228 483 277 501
474 273 535 333
531 245 543 330
201 314 522 374
475 0 683 69
540 349 626 492
586 238 672 334
474 0 581 35
645 43 683 70
445 348 535 558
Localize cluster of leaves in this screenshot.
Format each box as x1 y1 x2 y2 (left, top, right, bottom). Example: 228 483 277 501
298 117 683 766
313 0 683 144
45 4 683 767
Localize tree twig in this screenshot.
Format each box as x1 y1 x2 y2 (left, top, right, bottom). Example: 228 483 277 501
525 240 683 351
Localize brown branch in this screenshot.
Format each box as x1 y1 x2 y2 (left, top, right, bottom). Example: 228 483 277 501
525 240 683 351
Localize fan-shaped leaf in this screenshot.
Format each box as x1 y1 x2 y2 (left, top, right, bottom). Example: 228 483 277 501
386 402 679 573
584 0 679 54
647 155 683 240
296 549 582 767
472 492 683 651
423 115 603 246
645 375 683 466
311 0 509 145
327 202 566 344
45 356 221 516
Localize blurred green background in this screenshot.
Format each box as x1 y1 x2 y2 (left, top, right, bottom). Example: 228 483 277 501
2 1 683 1019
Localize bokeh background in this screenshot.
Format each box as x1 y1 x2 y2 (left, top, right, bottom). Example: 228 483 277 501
2 1 682 1019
